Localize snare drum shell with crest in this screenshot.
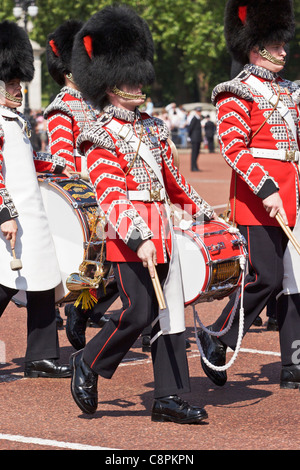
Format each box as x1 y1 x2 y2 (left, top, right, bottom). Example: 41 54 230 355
174 220 247 306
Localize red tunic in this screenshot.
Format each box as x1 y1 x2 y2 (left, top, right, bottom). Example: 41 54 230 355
213 64 300 227
45 86 99 172
78 105 214 263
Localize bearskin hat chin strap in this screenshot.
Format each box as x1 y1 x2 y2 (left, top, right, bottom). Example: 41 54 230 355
112 86 146 101
65 73 76 85
0 84 22 105
258 48 286 66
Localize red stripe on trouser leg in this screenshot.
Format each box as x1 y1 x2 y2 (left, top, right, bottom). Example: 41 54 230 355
90 263 130 369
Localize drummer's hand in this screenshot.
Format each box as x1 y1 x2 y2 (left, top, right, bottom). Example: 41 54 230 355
62 166 72 178
211 211 219 221
137 240 157 278
1 219 18 248
263 192 288 225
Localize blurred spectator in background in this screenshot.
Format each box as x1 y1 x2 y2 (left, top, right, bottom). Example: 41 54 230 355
204 115 216 153
177 105 188 148
145 97 154 115
29 111 41 152
165 102 186 146
158 107 172 131
188 106 203 171
29 110 48 152
36 112 48 151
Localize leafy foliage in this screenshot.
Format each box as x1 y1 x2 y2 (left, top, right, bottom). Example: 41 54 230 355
1 0 299 106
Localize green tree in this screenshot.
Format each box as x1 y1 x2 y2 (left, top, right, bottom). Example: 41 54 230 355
1 0 300 106
142 0 227 102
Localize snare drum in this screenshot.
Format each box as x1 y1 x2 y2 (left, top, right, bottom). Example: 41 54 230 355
13 175 112 306
174 220 247 306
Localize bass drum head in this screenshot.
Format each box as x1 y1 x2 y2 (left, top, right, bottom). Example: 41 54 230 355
13 179 87 306
174 227 207 306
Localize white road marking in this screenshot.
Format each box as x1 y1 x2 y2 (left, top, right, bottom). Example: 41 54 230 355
119 347 281 368
0 433 117 450
239 347 281 357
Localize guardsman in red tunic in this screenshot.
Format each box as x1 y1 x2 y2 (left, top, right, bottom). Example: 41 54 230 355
44 20 119 344
69 5 217 423
199 0 300 390
44 20 99 176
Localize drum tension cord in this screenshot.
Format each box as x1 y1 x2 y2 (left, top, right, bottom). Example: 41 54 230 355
194 249 247 372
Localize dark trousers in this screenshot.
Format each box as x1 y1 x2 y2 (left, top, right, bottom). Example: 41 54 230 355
191 141 201 170
206 137 215 153
83 262 190 398
89 280 119 323
0 285 59 362
277 293 300 365
212 225 300 365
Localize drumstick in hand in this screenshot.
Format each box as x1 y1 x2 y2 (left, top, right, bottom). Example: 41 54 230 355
10 241 22 271
149 265 166 310
276 213 300 256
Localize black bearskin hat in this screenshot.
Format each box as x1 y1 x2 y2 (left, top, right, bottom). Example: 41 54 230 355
0 21 34 83
46 20 83 86
72 4 155 110
224 0 295 65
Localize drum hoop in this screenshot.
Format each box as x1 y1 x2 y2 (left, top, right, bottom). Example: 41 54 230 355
174 221 246 306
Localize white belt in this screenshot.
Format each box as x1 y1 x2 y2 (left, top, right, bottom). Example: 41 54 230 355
127 188 166 202
250 148 300 162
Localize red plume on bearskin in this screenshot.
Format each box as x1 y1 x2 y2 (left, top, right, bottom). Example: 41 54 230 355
224 0 295 65
0 21 34 83
46 20 83 86
72 4 155 110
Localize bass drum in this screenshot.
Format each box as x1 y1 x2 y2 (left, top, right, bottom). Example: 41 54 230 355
174 220 247 306
13 175 111 307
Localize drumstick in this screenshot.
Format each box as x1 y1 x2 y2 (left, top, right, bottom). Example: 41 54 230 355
276 213 300 256
69 170 89 182
149 265 166 310
10 241 22 271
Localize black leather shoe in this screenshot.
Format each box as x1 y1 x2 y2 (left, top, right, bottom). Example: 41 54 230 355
98 314 110 328
142 335 151 352
253 316 263 327
266 317 279 331
87 314 110 329
198 328 227 386
70 350 98 414
24 359 72 378
151 395 208 424
65 304 88 350
280 365 300 389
